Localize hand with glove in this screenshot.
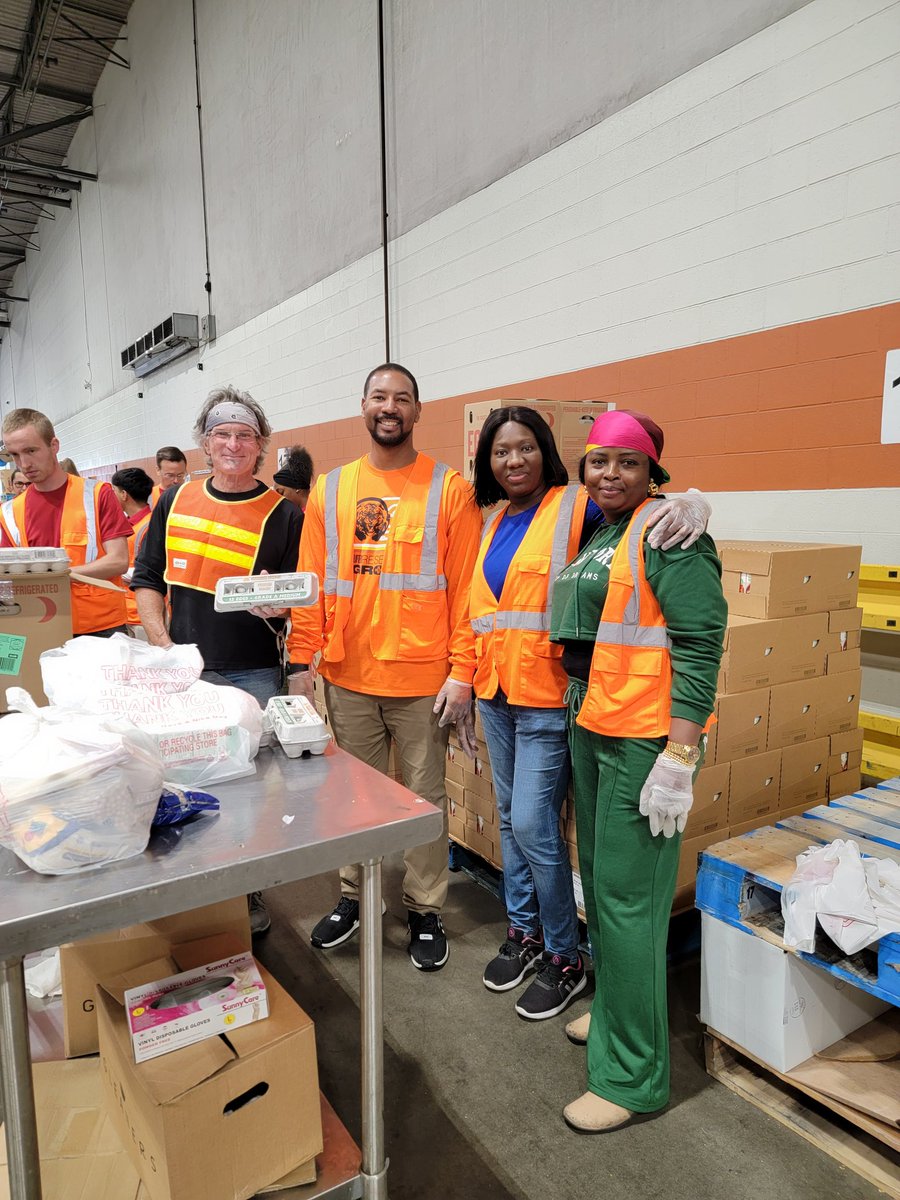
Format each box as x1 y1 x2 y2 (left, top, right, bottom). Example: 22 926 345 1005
645 488 712 551
638 752 695 838
433 677 476 759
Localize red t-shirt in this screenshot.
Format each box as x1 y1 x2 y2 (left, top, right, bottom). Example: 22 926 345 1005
1 480 132 549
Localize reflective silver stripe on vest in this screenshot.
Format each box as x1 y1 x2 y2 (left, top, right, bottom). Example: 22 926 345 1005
378 462 448 592
595 501 671 648
83 481 99 563
471 610 548 634
0 499 20 545
323 469 343 596
546 483 580 624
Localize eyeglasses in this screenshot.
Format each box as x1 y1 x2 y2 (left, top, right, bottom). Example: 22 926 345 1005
209 431 258 445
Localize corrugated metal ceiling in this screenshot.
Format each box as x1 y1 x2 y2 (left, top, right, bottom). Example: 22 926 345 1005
0 0 133 317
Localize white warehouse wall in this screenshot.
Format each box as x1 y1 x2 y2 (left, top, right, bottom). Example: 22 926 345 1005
0 0 897 560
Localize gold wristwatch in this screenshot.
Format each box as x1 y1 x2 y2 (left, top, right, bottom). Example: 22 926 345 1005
663 740 702 767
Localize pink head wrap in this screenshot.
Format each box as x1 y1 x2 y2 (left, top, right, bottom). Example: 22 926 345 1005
584 409 663 461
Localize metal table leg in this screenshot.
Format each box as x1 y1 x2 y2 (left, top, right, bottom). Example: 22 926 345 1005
358 859 387 1200
0 957 43 1200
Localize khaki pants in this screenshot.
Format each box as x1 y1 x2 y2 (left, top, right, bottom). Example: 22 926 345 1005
324 681 450 914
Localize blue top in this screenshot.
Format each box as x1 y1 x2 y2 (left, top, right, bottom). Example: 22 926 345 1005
482 496 605 600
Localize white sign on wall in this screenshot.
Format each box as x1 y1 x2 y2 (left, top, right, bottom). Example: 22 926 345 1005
882 349 900 444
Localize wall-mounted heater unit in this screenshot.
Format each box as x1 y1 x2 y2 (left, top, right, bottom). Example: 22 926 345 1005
120 313 200 378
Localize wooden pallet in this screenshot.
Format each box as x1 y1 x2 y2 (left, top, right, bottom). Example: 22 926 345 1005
705 1030 900 1198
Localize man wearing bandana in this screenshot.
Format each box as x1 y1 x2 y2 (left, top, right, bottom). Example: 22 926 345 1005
133 385 302 711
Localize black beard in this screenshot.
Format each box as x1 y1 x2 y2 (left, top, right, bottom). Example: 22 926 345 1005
370 422 412 448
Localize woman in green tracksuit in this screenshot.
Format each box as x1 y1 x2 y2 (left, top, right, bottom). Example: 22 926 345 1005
549 409 726 1132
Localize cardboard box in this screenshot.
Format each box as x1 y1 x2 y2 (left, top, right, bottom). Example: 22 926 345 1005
444 758 465 787
677 829 728 892
124 952 269 1064
685 762 730 836
464 787 496 826
0 569 72 710
463 399 560 479
729 813 776 837
462 399 607 479
717 614 826 694
59 898 252 1059
779 737 829 810
445 777 464 807
718 541 861 620
713 687 770 763
825 646 861 676
827 727 863 776
465 826 493 863
471 742 493 783
827 768 863 800
727 749 782 824
462 768 494 803
448 812 465 842
825 605 863 651
767 677 826 751
699 912 887 1072
97 939 322 1200
814 669 862 737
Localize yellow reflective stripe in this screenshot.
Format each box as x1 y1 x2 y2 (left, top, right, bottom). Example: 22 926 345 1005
166 536 255 570
168 512 261 547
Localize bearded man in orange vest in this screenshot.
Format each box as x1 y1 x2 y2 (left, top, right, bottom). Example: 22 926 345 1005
287 363 482 972
0 408 131 636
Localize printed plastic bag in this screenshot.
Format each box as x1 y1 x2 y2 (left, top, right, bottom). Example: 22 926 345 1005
0 689 164 875
40 634 262 786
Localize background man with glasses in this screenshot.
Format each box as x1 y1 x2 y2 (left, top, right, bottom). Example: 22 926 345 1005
151 445 189 505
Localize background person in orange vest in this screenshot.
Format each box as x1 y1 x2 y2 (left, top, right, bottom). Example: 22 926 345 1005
132 386 303 938
0 408 131 636
470 407 711 1022
111 466 154 635
287 363 482 972
150 445 188 506
549 410 726 1133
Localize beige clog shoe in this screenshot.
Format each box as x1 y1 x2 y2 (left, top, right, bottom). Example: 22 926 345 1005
563 1092 633 1133
564 1010 590 1045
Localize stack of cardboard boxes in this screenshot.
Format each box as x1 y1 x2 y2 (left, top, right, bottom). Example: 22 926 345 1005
445 709 503 869
463 399 609 481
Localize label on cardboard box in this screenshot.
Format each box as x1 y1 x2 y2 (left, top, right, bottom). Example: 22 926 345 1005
0 632 25 675
125 952 268 1063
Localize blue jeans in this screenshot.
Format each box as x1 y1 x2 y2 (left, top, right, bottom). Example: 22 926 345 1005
479 691 578 959
201 667 282 708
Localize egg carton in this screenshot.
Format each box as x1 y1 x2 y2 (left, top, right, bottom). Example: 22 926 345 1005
213 571 318 612
0 548 70 575
265 695 331 757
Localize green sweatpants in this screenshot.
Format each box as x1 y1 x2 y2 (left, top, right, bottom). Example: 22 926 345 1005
566 679 681 1114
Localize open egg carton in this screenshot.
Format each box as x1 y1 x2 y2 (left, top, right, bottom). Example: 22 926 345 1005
264 695 331 757
0 548 70 575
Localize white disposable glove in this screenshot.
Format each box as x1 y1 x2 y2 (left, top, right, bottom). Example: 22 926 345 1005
456 709 478 760
639 753 695 838
287 668 315 703
645 488 711 551
433 677 473 736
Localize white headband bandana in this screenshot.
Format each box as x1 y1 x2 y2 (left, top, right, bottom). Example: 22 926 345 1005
204 402 261 435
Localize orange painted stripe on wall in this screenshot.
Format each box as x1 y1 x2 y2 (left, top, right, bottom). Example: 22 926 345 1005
123 301 900 492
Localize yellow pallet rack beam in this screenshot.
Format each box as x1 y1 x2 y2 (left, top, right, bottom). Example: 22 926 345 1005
859 564 900 632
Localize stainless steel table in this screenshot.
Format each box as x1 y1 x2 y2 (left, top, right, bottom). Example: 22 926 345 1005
0 746 443 1200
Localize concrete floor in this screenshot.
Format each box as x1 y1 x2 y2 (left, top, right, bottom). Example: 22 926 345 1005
257 854 890 1200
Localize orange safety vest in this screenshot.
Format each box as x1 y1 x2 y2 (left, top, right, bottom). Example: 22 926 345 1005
149 484 163 509
124 508 152 624
163 480 283 594
0 476 127 635
576 499 674 737
470 484 589 708
321 453 453 663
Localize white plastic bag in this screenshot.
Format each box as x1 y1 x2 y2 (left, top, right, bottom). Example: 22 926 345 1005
40 634 262 786
0 689 164 875
782 839 900 955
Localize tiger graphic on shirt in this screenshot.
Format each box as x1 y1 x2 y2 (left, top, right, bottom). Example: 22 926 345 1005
353 495 400 576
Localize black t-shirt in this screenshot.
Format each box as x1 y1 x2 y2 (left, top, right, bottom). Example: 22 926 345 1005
131 480 303 671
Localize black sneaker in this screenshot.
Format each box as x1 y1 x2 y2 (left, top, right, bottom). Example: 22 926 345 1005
407 911 449 971
311 897 360 949
515 952 587 1020
482 927 544 992
249 892 271 937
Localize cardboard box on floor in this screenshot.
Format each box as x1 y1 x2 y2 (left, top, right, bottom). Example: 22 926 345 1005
718 541 861 620
59 897 251 1059
97 934 322 1200
0 570 72 710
